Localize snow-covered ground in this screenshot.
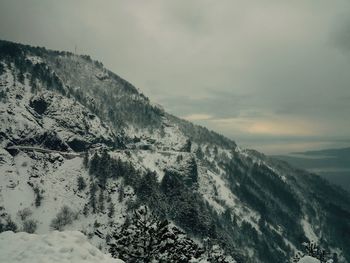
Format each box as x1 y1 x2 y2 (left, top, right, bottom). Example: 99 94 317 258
0 231 123 263
297 256 320 263
301 217 318 243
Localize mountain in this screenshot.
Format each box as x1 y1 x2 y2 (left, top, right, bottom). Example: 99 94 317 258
273 147 350 193
293 147 350 157
0 40 349 263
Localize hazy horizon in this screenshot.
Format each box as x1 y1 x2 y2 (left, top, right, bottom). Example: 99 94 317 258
1 0 350 154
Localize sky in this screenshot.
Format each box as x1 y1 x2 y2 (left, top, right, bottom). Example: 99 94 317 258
1 0 350 154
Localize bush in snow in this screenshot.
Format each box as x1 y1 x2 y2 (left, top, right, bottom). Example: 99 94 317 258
6 219 18 232
50 206 76 230
22 219 37 233
17 208 32 221
77 176 86 191
108 202 115 218
0 215 18 233
33 187 43 207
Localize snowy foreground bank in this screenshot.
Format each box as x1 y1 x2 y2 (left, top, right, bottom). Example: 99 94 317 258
0 230 322 263
0 231 124 263
297 256 321 263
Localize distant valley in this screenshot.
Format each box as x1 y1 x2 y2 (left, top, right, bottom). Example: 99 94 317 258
272 147 350 193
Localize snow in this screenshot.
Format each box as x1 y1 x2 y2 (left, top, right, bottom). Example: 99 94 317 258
209 170 237 207
297 256 320 263
199 168 238 213
26 55 43 65
0 231 123 263
125 120 188 153
301 217 318 242
197 156 261 234
0 148 130 251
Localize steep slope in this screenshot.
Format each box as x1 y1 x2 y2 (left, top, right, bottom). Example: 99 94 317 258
0 40 349 263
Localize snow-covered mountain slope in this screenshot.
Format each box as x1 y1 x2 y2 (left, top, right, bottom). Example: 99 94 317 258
0 40 350 263
0 230 124 263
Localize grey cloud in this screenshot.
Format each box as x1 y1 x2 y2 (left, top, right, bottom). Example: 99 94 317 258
1 0 350 153
159 91 249 119
332 16 350 52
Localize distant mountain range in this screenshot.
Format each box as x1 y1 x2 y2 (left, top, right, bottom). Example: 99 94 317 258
272 147 350 193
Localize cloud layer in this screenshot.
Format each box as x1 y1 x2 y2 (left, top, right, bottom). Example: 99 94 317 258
1 0 350 153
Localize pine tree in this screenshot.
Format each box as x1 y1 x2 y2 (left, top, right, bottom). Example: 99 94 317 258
17 70 25 84
83 151 89 168
90 183 97 213
77 176 86 191
109 206 205 263
109 206 158 262
118 184 124 202
30 75 38 93
33 187 43 207
195 146 204 159
213 145 218 156
108 202 115 218
98 189 105 212
83 203 89 217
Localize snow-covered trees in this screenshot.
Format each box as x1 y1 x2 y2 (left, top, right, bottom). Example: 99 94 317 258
203 238 236 263
89 183 98 214
108 201 115 218
0 214 17 233
291 241 337 263
109 206 160 262
33 186 43 207
109 206 204 262
109 206 234 263
77 176 86 191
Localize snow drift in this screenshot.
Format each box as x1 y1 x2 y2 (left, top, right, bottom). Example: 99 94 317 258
0 231 124 263
297 256 320 263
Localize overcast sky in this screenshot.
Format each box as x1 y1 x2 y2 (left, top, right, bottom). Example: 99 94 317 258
1 0 350 154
